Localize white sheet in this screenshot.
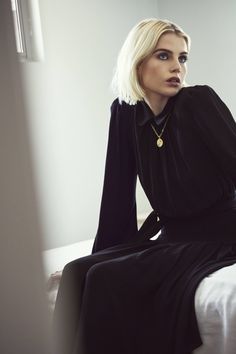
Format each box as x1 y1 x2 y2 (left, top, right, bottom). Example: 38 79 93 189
193 263 236 354
43 239 94 277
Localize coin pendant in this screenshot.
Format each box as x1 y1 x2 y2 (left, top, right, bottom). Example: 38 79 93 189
157 138 163 148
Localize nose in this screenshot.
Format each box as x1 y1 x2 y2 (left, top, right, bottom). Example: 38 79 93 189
170 58 181 73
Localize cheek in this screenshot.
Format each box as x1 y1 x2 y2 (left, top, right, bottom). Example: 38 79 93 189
182 65 187 76
142 64 161 83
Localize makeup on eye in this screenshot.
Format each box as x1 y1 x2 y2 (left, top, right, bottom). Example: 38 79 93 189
153 49 188 63
157 52 169 60
179 54 188 63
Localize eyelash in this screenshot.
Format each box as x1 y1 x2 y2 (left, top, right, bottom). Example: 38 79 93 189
157 52 188 64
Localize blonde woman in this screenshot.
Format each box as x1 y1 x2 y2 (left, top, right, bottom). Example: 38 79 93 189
54 19 236 354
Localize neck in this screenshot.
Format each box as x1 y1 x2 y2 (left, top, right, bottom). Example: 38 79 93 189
144 94 169 116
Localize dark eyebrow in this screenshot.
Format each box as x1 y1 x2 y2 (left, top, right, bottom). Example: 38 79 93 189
153 48 188 55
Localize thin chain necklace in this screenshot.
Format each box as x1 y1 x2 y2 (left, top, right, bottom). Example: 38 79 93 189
150 114 171 148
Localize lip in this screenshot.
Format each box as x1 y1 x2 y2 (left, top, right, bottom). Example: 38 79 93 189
166 81 181 87
166 77 181 87
166 76 181 83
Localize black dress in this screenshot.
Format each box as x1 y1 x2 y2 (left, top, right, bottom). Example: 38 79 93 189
53 85 236 354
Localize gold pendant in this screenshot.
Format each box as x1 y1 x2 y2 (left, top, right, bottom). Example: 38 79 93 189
157 138 163 148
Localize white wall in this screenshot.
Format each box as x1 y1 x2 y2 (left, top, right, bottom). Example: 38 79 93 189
157 0 236 116
20 0 157 250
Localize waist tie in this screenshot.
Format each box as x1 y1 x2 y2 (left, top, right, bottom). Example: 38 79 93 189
137 194 236 243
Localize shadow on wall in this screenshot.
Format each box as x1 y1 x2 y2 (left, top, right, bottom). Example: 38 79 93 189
0 1 50 353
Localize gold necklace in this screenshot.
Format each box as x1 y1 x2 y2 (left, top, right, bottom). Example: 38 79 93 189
150 114 171 148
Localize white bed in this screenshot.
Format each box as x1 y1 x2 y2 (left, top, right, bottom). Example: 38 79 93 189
43 239 236 354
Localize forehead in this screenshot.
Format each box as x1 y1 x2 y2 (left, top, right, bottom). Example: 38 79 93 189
156 32 188 52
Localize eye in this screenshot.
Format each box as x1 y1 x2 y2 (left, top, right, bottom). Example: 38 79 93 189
179 55 188 64
156 52 169 60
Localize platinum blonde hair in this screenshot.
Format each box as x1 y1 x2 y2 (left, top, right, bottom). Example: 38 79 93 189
111 18 191 105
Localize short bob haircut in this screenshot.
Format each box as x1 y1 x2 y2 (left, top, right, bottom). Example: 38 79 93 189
111 18 191 105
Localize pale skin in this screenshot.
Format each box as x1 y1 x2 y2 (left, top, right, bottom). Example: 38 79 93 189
138 32 189 116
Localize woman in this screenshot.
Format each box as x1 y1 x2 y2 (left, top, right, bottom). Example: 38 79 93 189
53 19 236 354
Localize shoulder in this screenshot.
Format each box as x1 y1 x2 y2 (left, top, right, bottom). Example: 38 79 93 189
109 98 136 127
175 85 236 132
110 98 136 114
174 84 227 114
180 84 213 94
108 98 137 141
176 84 222 105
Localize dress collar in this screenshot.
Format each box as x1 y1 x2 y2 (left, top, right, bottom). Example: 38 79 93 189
136 93 179 126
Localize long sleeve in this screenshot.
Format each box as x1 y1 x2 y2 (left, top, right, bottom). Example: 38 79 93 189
92 99 138 253
186 85 236 187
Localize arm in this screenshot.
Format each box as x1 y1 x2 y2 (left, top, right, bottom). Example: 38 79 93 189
187 85 236 186
92 99 138 253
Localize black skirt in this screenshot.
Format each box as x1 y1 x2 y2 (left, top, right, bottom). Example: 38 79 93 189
53 199 236 354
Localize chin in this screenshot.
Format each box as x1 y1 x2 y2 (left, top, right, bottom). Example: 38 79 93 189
164 87 182 97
